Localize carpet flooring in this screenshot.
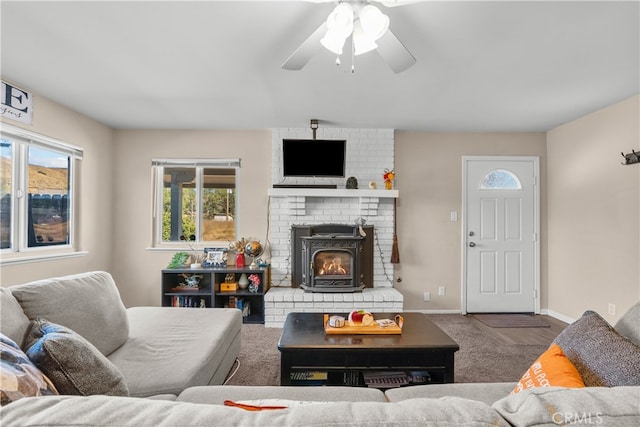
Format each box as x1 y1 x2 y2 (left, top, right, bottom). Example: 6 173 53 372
472 314 550 328
223 314 564 386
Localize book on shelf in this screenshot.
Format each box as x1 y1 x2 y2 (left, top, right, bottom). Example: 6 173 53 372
236 299 251 317
171 296 206 308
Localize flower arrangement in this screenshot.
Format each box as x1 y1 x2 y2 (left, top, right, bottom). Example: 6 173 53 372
383 169 395 190
248 274 261 293
229 237 248 254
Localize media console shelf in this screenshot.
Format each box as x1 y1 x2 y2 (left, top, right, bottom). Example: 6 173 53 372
161 267 270 324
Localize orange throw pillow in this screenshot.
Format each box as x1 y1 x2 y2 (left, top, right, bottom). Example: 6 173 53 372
512 343 585 394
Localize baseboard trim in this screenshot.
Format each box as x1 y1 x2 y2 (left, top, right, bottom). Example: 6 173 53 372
540 309 576 324
403 309 463 315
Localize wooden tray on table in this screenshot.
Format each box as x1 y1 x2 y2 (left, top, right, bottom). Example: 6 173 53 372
324 314 404 335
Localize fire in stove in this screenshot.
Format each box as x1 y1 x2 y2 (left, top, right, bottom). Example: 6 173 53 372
318 255 348 276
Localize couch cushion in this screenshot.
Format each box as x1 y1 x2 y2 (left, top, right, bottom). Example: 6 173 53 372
554 310 640 387
0 395 510 427
493 386 640 426
177 385 387 404
384 382 516 405
107 307 241 397
10 271 129 355
512 343 584 394
0 333 58 406
0 288 30 346
23 319 129 396
615 302 640 347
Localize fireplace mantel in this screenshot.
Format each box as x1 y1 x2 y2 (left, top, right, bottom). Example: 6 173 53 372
269 188 398 216
268 188 398 198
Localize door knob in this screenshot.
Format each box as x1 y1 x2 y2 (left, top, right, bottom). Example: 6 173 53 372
469 231 475 236
469 242 476 247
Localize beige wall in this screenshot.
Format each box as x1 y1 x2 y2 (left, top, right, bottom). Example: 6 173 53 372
110 130 271 307
394 132 548 313
1 86 115 286
547 95 640 324
3 84 637 324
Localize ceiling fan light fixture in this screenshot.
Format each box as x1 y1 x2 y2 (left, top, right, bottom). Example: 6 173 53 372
353 22 377 56
320 2 354 55
326 3 354 36
359 4 389 41
320 30 348 55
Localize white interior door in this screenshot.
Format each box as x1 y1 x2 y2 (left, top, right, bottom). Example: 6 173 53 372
463 157 539 313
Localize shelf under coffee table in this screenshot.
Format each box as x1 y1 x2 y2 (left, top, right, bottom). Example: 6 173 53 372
277 312 459 388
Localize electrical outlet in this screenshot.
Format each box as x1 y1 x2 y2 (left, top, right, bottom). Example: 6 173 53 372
608 303 616 316
423 291 430 302
438 286 445 296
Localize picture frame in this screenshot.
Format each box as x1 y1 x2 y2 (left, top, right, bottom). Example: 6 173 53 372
203 247 228 267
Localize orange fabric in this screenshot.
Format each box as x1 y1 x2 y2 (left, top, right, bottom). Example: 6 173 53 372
223 400 288 411
512 343 585 394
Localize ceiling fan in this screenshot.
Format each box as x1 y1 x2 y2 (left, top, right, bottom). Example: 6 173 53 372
282 0 422 73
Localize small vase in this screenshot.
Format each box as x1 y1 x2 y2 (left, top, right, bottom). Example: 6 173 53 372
236 252 245 268
238 273 249 290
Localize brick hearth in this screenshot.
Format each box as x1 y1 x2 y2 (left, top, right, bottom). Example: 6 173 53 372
264 287 403 328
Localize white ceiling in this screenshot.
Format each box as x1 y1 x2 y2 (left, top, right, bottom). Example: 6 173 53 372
1 0 638 132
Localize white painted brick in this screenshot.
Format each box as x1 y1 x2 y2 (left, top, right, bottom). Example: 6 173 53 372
294 302 314 309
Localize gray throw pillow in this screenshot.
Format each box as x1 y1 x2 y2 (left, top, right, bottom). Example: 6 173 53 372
0 287 31 346
10 271 129 355
615 302 640 347
554 310 640 387
24 319 129 396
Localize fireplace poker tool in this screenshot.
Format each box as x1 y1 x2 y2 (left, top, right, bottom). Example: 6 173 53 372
391 198 400 264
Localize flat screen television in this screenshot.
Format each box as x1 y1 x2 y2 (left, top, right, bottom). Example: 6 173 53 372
282 139 346 177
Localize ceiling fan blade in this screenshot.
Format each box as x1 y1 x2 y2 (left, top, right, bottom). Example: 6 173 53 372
376 28 416 73
282 22 327 71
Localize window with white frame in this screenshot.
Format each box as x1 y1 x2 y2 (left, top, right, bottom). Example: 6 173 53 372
152 159 239 247
0 124 82 255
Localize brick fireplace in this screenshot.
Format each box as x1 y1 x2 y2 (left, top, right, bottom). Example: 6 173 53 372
264 128 404 327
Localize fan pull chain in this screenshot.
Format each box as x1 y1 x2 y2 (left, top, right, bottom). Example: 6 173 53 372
351 36 356 73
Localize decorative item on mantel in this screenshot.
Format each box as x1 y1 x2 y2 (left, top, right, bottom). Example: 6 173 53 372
383 169 395 190
346 176 358 189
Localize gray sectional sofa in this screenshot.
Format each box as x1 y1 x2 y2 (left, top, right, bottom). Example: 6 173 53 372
0 271 242 397
1 271 639 426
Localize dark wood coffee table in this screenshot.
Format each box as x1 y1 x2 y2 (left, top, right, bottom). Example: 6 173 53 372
278 312 459 388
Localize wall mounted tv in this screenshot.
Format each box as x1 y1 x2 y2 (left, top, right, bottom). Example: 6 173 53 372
282 139 346 177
